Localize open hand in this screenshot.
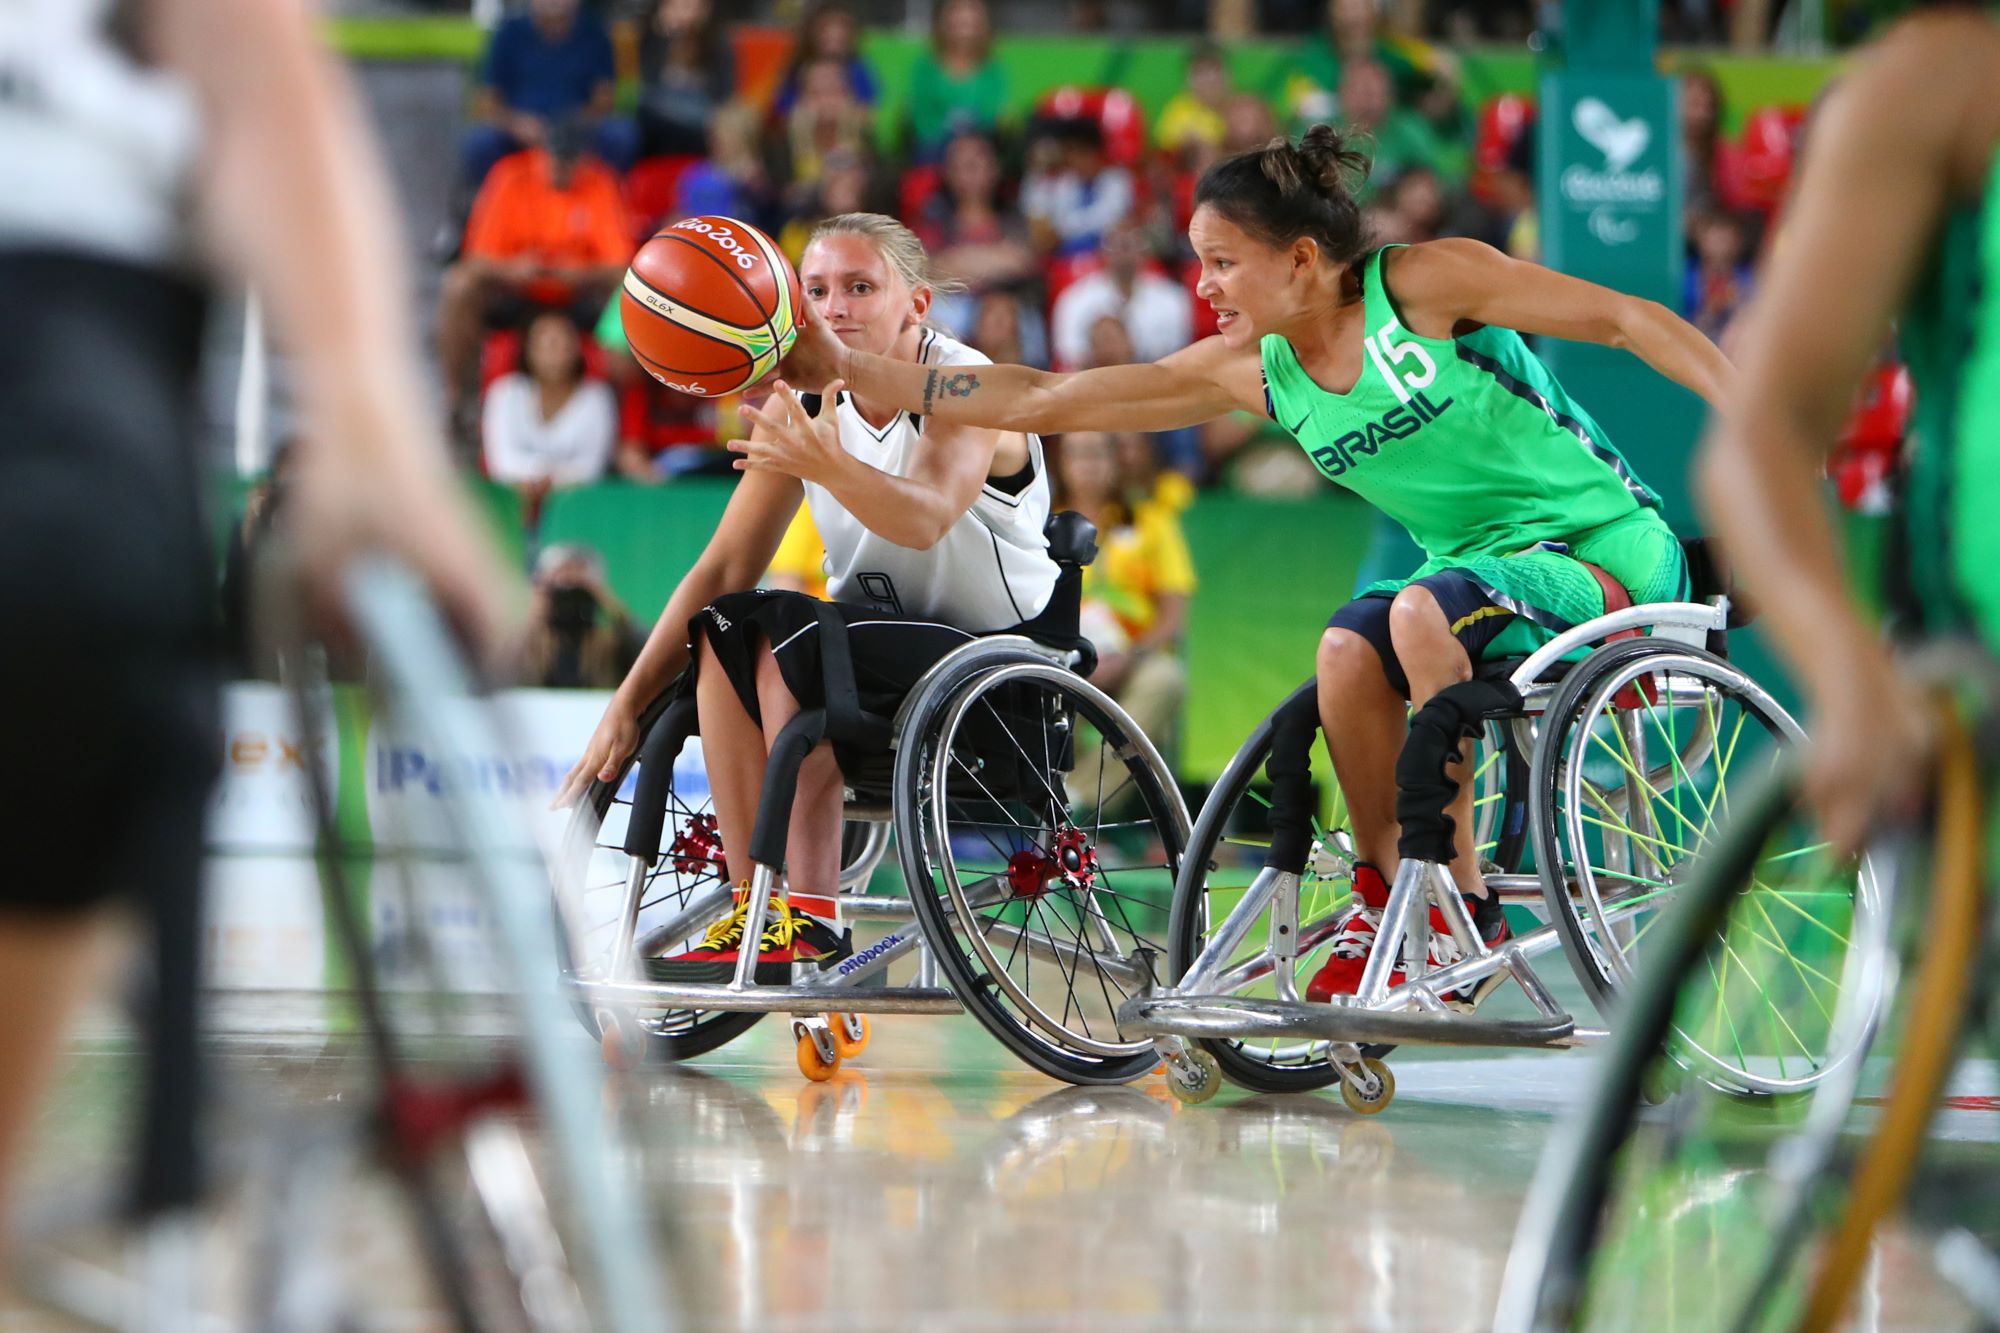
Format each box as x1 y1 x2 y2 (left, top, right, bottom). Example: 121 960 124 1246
774 301 846 393
732 380 847 484
554 696 642 808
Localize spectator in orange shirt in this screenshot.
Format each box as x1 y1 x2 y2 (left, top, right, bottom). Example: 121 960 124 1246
437 121 632 425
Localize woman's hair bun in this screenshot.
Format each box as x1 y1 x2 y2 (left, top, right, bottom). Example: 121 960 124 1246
1258 123 1372 203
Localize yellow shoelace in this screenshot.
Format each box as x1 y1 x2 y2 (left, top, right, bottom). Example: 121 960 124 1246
759 899 808 948
698 894 752 949
697 893 810 951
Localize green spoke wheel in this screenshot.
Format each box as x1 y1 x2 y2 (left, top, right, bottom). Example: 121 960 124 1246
1529 639 1880 1097
1498 756 1896 1333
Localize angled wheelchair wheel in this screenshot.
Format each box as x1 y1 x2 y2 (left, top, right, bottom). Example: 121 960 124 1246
1531 641 1836 1051
1498 741 1924 1333
554 721 762 1062
1166 682 1528 1094
896 649 1190 1085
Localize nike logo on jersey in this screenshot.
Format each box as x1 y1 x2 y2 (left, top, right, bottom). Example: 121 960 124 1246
1306 391 1454 480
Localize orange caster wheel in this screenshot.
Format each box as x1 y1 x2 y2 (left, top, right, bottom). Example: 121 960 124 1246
797 1030 840 1082
832 1013 871 1060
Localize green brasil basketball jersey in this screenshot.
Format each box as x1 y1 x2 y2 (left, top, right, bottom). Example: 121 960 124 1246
1261 245 1661 564
1899 146 2000 648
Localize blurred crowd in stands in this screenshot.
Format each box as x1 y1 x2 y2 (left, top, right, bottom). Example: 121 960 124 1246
238 0 1833 696
441 0 1806 506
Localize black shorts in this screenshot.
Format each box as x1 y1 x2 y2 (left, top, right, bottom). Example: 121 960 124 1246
0 251 221 913
694 589 976 740
1326 571 1516 698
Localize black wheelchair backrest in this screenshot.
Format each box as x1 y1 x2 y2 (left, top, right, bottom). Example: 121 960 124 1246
1681 535 1756 628
1044 511 1099 569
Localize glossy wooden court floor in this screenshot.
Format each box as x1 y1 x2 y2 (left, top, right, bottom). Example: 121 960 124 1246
7 1010 1993 1331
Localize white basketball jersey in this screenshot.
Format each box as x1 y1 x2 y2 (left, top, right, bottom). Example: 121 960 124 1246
802 330 1060 633
0 0 200 265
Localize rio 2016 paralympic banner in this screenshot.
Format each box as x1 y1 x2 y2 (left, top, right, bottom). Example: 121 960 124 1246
205 683 707 1016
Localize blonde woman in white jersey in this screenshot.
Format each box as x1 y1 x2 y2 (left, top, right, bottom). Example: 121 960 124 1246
557 213 1059 978
0 0 509 1247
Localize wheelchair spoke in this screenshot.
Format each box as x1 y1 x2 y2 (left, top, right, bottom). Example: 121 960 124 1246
1732 897 1844 1021
1056 896 1129 1031
1709 699 1750 819
1745 876 1854 949
1712 931 1817 1072
1593 721 1710 855
981 697 1078 821
1578 807 1692 866
1639 685 1723 833
947 752 1040 834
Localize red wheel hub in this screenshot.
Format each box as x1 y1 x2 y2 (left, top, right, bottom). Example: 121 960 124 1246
1007 848 1057 900
669 812 728 879
1050 826 1100 891
1007 828 1101 900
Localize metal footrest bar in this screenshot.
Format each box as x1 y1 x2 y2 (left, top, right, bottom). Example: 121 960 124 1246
1116 993 1575 1049
572 979 962 1015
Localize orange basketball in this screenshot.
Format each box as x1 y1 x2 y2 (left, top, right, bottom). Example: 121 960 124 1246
619 216 804 398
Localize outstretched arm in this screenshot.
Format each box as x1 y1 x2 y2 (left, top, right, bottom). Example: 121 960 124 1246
1695 13 1996 849
1389 238 1734 409
777 307 1264 434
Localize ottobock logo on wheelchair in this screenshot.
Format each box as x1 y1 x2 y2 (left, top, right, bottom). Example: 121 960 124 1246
835 931 907 978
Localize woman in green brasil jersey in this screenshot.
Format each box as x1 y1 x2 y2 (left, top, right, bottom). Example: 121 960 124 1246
757 124 1731 1003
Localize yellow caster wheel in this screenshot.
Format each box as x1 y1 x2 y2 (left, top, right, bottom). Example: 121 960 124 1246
1340 1057 1395 1115
1166 1048 1223 1106
832 1013 871 1060
797 1030 841 1083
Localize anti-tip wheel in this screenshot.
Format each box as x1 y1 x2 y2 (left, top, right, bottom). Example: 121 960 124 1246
832 1013 871 1060
797 1030 840 1083
1340 1057 1395 1115
1166 1048 1223 1106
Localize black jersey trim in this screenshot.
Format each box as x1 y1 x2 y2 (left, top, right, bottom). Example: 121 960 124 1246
1452 343 1658 510
847 330 935 442
989 528 1028 624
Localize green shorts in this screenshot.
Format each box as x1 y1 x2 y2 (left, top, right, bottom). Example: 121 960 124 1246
1358 510 1690 662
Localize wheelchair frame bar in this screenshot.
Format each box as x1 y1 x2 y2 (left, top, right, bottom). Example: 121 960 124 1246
1504 600 1725 691
344 562 667 1333
572 978 963 1015
1118 993 1580 1049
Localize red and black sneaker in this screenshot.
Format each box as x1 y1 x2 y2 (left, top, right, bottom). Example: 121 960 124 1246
1304 866 1512 1007
1305 862 1394 1003
1437 889 1512 1010
646 891 852 985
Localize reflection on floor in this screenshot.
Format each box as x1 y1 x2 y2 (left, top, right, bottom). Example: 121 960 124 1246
6 1014 1992 1331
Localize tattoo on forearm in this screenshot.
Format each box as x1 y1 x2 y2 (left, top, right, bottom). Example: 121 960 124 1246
921 369 938 415
942 372 980 399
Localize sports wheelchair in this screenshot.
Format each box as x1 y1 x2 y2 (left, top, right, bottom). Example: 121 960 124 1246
554 514 1191 1085
1122 541 1879 1114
